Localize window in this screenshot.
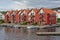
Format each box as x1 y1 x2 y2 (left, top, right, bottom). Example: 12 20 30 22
40 13 44 14
0 15 2 16
32 13 34 15
39 9 44 14
0 17 2 18
28 11 35 16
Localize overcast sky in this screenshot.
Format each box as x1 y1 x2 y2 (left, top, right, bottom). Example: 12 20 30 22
0 0 60 11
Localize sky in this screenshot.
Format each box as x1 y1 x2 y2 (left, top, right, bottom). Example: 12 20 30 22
0 0 60 11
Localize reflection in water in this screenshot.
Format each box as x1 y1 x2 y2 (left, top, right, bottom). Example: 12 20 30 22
0 27 59 40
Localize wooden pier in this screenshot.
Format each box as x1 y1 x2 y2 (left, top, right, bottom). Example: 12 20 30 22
36 32 60 36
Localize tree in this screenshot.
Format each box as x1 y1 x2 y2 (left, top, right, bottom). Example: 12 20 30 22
0 11 7 14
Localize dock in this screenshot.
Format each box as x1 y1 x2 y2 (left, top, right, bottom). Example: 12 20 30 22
0 23 60 29
38 24 60 29
36 32 60 36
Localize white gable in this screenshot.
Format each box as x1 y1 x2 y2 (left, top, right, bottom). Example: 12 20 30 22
18 11 21 15
11 12 15 16
28 10 35 16
58 10 60 12
54 11 60 18
56 12 60 18
21 10 25 15
13 12 15 14
6 12 9 15
39 9 44 14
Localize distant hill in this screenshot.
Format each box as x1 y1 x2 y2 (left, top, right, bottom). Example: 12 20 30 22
51 7 60 10
0 11 7 14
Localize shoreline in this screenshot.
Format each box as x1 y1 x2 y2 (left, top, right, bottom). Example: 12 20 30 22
0 23 59 29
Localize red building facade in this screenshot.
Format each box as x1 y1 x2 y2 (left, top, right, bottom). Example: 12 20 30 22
4 8 56 25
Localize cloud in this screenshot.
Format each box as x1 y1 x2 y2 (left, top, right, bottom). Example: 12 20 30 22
12 0 60 9
0 6 11 11
10 1 27 9
0 0 60 11
10 0 35 10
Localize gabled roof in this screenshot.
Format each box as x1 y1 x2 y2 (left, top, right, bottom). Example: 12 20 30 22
18 10 24 15
10 10 19 16
19 9 31 15
39 7 56 14
20 9 26 15
30 8 39 13
25 9 30 14
7 10 13 15
13 10 19 14
27 8 39 15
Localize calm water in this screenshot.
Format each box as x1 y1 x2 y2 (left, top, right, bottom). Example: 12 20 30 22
0 27 60 40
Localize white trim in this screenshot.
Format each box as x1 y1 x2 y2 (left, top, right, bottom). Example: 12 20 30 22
39 9 44 14
56 13 60 18
6 12 9 15
28 10 35 16
21 10 25 15
11 12 15 16
18 11 21 15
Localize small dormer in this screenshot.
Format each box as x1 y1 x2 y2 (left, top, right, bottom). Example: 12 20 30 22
21 10 26 15
28 10 35 16
39 9 44 14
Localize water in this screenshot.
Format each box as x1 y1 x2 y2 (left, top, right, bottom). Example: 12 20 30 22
0 27 60 40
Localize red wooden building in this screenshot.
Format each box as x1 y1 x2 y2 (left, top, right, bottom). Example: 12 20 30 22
4 8 56 25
